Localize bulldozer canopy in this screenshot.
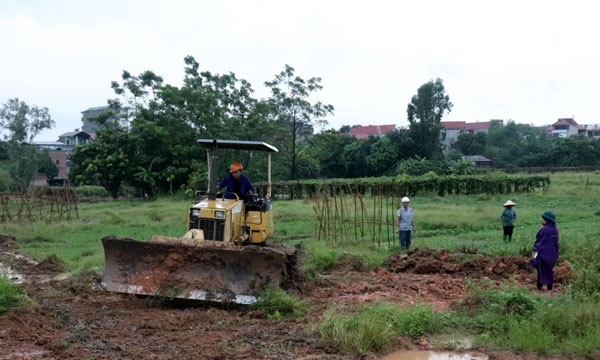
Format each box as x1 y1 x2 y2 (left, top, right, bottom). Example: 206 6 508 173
197 139 278 153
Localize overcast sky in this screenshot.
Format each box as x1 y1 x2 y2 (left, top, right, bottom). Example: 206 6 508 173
1 0 598 141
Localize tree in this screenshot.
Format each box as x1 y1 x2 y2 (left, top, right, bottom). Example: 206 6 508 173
339 125 352 134
0 98 58 193
385 128 414 162
2 144 42 192
306 131 357 178
0 98 56 192
37 149 59 181
178 56 265 139
265 65 334 180
550 135 600 167
108 66 200 196
449 159 476 175
454 132 487 155
0 98 54 143
341 141 371 178
485 121 553 168
110 70 164 121
406 79 453 160
69 128 133 198
366 137 398 176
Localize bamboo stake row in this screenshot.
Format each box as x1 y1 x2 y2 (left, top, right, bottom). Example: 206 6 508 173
0 187 79 223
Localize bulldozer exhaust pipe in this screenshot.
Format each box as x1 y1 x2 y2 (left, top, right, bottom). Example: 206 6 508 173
207 140 219 201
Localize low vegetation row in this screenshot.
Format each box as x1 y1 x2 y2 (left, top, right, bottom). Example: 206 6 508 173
260 173 550 199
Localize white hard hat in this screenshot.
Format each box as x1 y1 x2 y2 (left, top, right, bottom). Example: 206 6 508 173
401 196 410 202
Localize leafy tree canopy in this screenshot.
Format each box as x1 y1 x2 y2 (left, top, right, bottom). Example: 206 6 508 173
407 79 453 160
69 128 133 198
0 98 55 143
265 64 335 180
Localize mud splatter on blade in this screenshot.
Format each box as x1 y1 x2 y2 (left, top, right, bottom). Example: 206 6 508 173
101 236 289 305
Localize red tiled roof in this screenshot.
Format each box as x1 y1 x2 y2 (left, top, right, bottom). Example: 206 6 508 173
350 124 396 139
441 121 466 129
553 118 578 126
466 122 491 131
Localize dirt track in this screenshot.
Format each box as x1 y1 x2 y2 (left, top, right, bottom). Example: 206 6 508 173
0 236 582 360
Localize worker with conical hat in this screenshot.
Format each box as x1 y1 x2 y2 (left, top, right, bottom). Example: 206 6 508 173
500 200 517 242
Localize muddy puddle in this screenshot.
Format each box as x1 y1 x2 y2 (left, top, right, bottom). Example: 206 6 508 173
0 253 30 283
380 350 488 360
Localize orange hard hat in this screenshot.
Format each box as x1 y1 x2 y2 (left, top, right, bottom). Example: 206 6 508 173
230 162 243 173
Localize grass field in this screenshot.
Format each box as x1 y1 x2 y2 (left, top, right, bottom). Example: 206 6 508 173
2 171 600 356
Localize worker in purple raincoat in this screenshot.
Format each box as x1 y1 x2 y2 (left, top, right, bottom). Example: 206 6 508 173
529 211 559 291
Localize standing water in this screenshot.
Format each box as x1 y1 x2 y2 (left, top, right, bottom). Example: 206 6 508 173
379 350 488 360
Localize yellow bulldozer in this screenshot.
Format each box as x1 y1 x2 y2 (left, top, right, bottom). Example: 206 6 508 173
101 139 298 304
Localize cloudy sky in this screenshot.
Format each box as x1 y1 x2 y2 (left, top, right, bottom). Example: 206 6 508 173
1 0 598 141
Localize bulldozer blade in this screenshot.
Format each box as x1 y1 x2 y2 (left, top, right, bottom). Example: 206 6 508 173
101 236 290 305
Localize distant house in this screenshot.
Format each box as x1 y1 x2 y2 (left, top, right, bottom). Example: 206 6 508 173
81 105 128 135
32 140 68 151
48 151 70 186
541 125 553 136
463 155 493 168
551 118 579 138
589 127 600 138
537 118 600 138
441 120 499 153
350 124 396 140
440 121 466 152
30 130 90 187
81 105 110 134
57 130 91 149
30 150 70 186
466 121 493 134
297 121 314 145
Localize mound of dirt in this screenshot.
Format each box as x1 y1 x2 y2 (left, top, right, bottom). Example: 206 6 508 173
383 248 572 285
0 234 17 248
34 255 68 273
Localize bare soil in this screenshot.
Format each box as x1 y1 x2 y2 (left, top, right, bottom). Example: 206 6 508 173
0 235 585 360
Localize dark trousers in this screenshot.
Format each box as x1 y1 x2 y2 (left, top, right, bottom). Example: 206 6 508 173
399 230 412 250
503 226 514 241
535 261 554 291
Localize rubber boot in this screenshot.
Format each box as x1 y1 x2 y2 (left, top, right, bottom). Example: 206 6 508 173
508 235 512 242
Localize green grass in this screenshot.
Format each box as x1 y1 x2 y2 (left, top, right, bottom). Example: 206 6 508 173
1 198 191 273
314 302 444 355
0 275 29 314
2 172 600 357
299 240 391 275
250 286 308 319
502 297 600 356
446 281 600 358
